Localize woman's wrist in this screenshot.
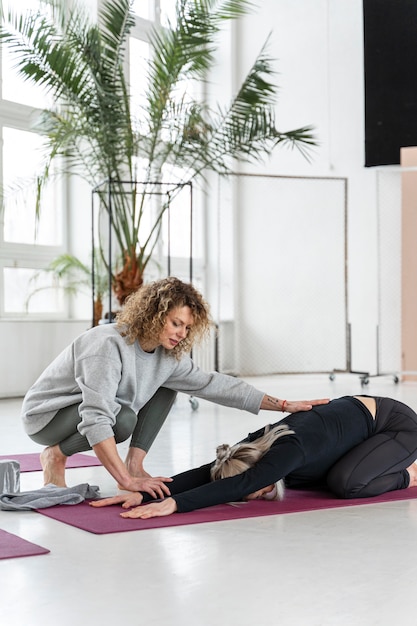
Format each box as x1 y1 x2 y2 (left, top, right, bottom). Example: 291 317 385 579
260 395 287 411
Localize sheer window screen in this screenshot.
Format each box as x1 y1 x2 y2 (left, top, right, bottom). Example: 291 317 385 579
217 175 348 376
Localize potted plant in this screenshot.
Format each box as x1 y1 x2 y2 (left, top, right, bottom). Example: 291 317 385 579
0 0 315 306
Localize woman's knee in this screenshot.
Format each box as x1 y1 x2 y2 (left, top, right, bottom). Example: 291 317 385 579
28 404 82 446
327 466 357 498
142 387 177 416
113 406 137 443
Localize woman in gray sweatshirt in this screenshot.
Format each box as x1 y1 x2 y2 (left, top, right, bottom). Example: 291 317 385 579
21 277 328 496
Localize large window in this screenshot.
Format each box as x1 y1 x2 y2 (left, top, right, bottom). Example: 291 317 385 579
0 0 65 318
132 0 176 26
3 128 61 246
0 0 205 319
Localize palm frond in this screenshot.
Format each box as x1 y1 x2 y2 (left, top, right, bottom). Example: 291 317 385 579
150 33 316 178
27 252 109 301
1 0 317 307
145 0 255 127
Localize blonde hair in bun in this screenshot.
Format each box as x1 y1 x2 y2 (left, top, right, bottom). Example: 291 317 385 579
210 424 294 487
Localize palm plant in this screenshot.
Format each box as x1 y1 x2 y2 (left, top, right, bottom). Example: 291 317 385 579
26 252 109 325
0 0 316 305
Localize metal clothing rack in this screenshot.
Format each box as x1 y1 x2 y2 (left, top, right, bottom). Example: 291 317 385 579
91 178 199 410
329 324 399 386
91 179 194 324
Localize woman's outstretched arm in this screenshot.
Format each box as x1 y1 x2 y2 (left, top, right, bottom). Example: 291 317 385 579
260 395 329 413
109 438 304 518
90 462 213 509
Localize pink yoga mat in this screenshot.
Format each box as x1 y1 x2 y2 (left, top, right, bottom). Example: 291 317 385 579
0 453 101 472
0 528 50 559
37 486 417 534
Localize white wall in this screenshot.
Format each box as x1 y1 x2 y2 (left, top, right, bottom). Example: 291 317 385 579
206 0 389 376
1 320 90 397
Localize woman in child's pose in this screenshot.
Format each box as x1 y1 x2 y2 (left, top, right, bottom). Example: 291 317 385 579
91 395 417 516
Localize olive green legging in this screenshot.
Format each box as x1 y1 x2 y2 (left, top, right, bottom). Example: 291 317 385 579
28 387 177 457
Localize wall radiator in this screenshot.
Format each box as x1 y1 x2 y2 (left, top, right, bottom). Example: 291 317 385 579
191 327 218 372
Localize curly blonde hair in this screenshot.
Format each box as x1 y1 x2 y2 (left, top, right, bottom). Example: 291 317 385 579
115 277 212 357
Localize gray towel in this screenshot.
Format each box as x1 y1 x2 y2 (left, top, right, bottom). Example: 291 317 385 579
0 483 100 511
0 460 20 494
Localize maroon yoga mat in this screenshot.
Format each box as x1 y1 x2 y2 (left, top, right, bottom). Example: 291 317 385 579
0 528 50 559
37 486 417 534
0 453 101 472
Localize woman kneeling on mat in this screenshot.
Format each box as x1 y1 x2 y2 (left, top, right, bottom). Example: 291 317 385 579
91 395 417 517
21 276 328 496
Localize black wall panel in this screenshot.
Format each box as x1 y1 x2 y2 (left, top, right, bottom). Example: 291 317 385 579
364 0 417 166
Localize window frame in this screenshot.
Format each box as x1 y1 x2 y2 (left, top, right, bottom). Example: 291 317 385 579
0 89 69 319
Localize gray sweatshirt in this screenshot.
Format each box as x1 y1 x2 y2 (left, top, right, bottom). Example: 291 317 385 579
21 324 264 447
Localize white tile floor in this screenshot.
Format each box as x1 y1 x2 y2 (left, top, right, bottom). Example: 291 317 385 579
1 373 417 626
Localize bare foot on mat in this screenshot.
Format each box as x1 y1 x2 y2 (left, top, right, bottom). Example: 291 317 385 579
124 448 151 479
406 461 417 488
40 445 67 487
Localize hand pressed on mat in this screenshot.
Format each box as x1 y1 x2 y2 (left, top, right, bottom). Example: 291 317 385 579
121 498 177 519
90 491 143 509
90 492 177 518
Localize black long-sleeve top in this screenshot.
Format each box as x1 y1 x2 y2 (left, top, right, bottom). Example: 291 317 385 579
169 397 374 512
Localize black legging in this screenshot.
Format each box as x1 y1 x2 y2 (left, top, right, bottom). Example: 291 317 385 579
327 397 417 497
149 396 417 505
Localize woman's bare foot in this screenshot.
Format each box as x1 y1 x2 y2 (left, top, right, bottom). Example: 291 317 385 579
40 445 68 487
124 448 150 479
406 461 417 488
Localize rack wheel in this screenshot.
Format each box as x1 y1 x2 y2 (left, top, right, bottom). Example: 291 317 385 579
189 397 199 411
329 373 335 381
393 375 399 384
360 376 369 386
